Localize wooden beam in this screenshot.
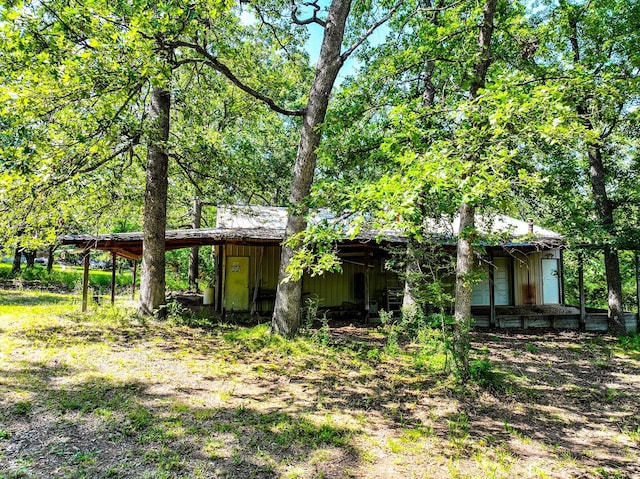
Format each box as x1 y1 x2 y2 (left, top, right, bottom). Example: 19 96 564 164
188 197 202 290
220 244 227 315
82 253 90 312
364 246 370 323
636 251 640 332
132 259 138 300
111 252 117 306
251 247 264 315
559 249 565 305
578 251 586 331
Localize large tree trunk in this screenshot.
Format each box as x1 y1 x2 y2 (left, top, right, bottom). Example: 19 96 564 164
567 13 626 335
188 197 202 291
452 0 498 380
402 242 420 315
271 0 352 337
453 202 475 375
587 145 626 335
139 87 170 316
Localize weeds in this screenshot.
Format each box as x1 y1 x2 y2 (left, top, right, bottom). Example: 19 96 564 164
619 333 640 352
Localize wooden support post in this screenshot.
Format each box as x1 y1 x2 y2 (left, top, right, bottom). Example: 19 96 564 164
364 247 370 324
220 244 227 316
251 247 264 315
188 197 202 290
214 246 221 311
111 252 117 306
636 251 640 332
82 253 90 312
488 250 496 328
559 249 565 305
578 251 586 331
131 260 138 300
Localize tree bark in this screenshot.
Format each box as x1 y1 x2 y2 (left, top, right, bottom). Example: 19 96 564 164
47 246 55 273
11 247 21 274
188 197 202 291
271 0 352 337
567 11 626 335
402 242 420 315
24 250 36 268
452 0 498 380
453 202 475 375
139 87 170 316
587 145 626 335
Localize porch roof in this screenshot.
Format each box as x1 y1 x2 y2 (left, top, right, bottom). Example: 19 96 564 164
60 226 407 259
60 205 563 259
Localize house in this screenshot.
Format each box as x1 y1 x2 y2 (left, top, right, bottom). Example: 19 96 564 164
62 205 576 328
213 206 567 325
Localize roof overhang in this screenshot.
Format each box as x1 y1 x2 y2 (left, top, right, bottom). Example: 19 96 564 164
60 227 409 259
60 225 563 260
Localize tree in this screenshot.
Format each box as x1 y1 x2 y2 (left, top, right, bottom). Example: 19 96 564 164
269 0 401 336
1 0 306 314
313 0 568 376
139 86 171 315
532 0 640 334
166 0 401 335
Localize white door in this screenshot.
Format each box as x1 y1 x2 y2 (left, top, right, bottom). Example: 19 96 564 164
494 257 510 305
542 258 560 304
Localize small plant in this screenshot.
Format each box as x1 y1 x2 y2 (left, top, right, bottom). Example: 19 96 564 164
165 300 191 323
301 294 320 335
13 401 32 416
619 333 640 352
378 309 394 326
314 311 331 346
525 343 538 354
384 326 400 356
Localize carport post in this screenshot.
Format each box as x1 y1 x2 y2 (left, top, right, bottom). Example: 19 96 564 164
131 260 138 300
111 252 117 305
635 251 639 331
578 251 586 331
82 252 90 312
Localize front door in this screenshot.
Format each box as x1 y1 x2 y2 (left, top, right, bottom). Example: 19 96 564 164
225 256 249 310
542 258 560 304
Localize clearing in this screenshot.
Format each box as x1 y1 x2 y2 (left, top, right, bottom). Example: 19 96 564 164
0 289 639 478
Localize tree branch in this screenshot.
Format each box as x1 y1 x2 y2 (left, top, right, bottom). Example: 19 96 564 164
341 0 404 62
291 0 326 27
170 40 305 116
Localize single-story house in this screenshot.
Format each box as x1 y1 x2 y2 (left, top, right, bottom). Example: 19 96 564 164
63 205 630 330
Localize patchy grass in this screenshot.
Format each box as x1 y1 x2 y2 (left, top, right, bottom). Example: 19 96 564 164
0 289 639 478
0 262 134 292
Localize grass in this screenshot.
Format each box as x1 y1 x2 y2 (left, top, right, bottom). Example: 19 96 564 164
0 261 189 293
0 288 639 478
0 262 133 291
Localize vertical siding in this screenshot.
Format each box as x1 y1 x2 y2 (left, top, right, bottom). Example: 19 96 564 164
222 245 280 312
301 250 391 309
511 249 561 305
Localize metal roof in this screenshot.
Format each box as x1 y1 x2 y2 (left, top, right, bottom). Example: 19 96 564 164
60 205 562 258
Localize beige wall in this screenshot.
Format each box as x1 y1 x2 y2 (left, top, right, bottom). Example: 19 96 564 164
219 244 394 312
218 243 563 311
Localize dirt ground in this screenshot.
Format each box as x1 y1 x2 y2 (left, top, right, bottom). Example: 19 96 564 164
1 303 639 478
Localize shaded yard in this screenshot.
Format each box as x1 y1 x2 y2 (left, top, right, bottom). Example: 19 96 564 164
0 289 638 478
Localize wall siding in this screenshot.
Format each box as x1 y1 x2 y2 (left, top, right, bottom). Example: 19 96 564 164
221 245 392 312
511 249 561 306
